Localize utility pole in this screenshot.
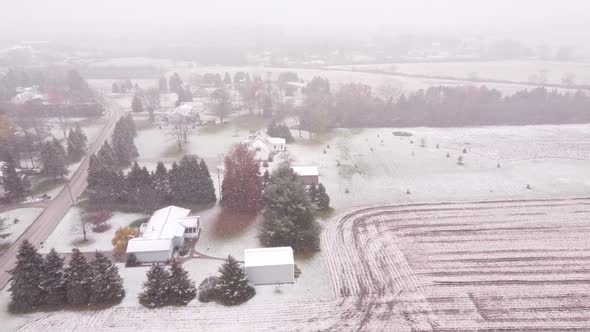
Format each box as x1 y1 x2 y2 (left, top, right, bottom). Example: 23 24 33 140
65 182 76 205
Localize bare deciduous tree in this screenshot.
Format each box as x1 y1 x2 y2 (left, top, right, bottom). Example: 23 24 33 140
142 88 161 122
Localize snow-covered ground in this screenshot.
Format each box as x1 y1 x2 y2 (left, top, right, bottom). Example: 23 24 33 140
39 207 145 254
0 208 44 252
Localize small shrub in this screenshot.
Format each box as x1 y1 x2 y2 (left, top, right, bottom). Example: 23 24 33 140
410 140 414 144
446 152 451 158
345 188 350 194
336 160 341 167
126 253 140 267
406 188 411 195
497 162 501 168
323 149 327 154
198 276 220 303
262 161 269 168
457 156 464 165
420 138 426 147
436 144 440 149
462 148 467 153
526 184 532 189
327 145 331 149
294 264 301 279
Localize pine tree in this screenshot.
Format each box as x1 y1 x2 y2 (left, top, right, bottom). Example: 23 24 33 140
67 125 87 161
126 162 151 204
112 119 138 166
169 73 183 94
223 72 232 85
89 252 125 305
63 248 92 306
87 154 125 204
168 162 182 202
40 139 68 178
139 264 170 308
123 114 137 137
41 249 66 306
158 77 168 92
216 255 255 306
2 160 29 201
221 144 263 213
112 82 120 93
131 94 143 113
97 141 118 168
152 161 170 206
8 240 45 312
262 169 270 188
167 260 196 305
316 183 330 211
197 159 216 204
184 87 193 102
308 184 318 205
259 164 320 252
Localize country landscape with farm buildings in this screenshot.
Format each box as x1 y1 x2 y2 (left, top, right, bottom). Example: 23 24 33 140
1 1 590 331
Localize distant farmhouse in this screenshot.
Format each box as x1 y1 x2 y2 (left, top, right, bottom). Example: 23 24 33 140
166 101 203 124
243 129 286 161
11 86 47 105
126 206 200 263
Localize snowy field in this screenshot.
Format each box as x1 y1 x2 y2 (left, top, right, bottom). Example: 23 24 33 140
0 208 43 253
331 60 590 86
39 207 145 254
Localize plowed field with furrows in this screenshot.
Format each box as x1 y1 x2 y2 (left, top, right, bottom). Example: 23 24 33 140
18 198 590 331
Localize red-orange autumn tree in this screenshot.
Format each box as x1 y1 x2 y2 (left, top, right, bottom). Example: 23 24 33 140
221 144 263 213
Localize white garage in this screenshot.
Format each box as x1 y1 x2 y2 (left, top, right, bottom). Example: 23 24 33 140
244 247 295 285
126 238 174 263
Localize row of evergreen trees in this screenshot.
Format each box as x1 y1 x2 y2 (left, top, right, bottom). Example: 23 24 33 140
8 241 124 312
0 158 30 202
88 154 216 213
40 124 88 179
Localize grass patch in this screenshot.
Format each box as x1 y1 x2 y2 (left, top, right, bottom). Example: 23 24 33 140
199 122 229 135
232 114 271 131
210 208 260 240
129 217 149 229
315 207 335 220
30 177 66 196
161 143 187 159
134 118 156 131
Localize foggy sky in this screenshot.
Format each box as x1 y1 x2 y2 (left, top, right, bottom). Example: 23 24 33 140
1 0 589 43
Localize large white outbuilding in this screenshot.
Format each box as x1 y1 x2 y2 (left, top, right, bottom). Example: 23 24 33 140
244 247 295 285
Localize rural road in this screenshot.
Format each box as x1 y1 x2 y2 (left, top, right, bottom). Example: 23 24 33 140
0 97 125 289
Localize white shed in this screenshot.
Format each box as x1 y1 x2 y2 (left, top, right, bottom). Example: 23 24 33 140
291 165 320 185
244 247 295 285
126 238 174 263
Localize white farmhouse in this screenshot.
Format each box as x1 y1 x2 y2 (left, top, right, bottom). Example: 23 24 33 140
126 206 200 263
243 130 286 161
244 247 295 285
11 86 47 105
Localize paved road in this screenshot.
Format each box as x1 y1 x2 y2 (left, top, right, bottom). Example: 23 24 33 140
0 98 124 289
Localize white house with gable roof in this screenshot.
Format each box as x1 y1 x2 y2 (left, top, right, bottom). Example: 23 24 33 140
243 129 286 161
126 205 200 263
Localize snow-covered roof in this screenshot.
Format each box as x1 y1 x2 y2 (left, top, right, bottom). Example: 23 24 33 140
268 137 286 145
0 161 6 178
292 165 319 177
244 130 285 149
141 205 199 240
127 238 173 253
245 247 294 267
11 91 46 104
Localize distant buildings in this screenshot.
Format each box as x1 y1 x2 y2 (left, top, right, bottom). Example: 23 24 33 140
11 86 47 105
166 102 202 124
291 165 319 185
244 247 295 285
126 206 200 263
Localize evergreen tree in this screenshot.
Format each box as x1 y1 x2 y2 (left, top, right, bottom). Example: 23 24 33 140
308 184 318 205
216 255 255 306
8 240 45 312
221 144 263 213
167 259 196 305
152 161 170 205
126 162 151 204
197 159 216 204
2 160 29 201
316 183 330 211
158 77 168 92
169 73 183 94
112 119 138 166
223 72 232 85
63 248 92 306
259 164 320 252
89 252 125 305
97 141 118 168
41 249 66 306
87 154 125 204
123 113 137 137
40 139 68 178
131 94 143 113
112 82 120 93
168 161 182 201
262 169 270 188
139 264 170 308
184 87 193 102
67 125 87 161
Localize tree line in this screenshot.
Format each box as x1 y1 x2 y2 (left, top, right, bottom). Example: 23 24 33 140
8 241 124 312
